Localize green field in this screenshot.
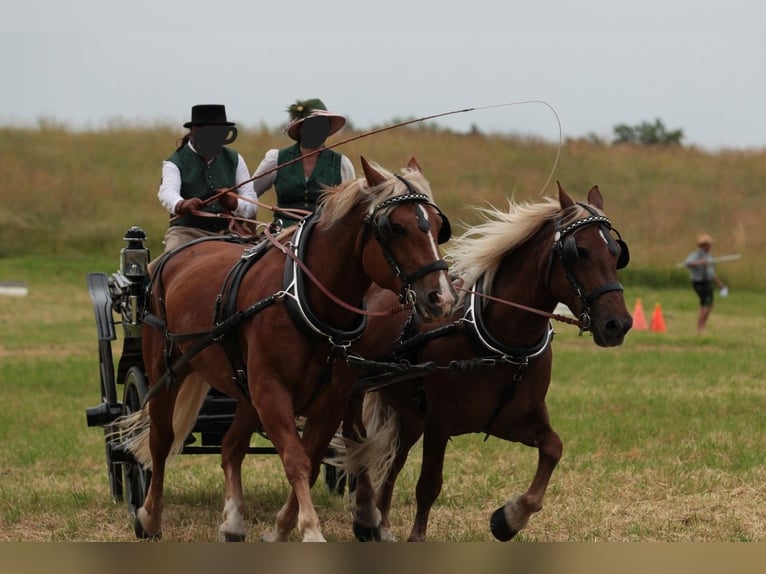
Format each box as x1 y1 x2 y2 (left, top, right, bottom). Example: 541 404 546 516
1 126 764 541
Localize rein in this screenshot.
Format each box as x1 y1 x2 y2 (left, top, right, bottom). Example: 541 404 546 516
454 286 582 328
261 224 412 318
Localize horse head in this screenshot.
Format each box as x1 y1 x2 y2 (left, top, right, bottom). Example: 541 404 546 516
550 182 632 346
359 156 456 321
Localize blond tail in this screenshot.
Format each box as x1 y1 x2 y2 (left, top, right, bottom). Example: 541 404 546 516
326 391 400 492
108 373 211 469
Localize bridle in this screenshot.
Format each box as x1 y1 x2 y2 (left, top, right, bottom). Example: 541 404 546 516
548 204 630 333
361 176 451 305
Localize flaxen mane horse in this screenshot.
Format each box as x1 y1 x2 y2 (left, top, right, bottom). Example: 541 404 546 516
336 183 632 541
112 157 456 542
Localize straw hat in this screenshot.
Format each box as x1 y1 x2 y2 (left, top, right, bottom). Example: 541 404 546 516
285 98 346 141
697 233 713 246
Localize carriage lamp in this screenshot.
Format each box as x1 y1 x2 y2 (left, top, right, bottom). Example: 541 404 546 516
120 226 150 278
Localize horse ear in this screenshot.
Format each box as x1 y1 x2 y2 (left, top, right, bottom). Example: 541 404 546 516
361 156 386 187
557 181 574 210
406 156 423 173
587 185 604 209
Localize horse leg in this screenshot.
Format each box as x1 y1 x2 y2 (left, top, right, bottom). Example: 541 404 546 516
407 425 450 542
489 415 563 541
374 421 423 542
261 399 349 542
217 399 260 542
338 393 383 542
341 390 424 542
254 380 325 542
134 384 179 539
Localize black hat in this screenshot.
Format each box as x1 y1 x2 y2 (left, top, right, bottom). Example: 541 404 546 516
184 104 236 128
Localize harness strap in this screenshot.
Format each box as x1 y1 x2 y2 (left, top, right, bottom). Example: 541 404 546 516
141 293 281 406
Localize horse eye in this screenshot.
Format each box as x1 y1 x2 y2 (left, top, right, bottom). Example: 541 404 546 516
576 247 588 260
390 223 406 236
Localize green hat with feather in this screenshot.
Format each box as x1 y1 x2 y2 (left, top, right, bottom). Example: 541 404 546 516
285 98 346 141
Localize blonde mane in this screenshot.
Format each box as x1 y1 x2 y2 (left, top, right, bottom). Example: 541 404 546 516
447 197 590 291
315 164 434 230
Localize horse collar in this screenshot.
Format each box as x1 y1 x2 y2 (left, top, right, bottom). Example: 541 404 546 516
463 275 554 365
282 216 367 346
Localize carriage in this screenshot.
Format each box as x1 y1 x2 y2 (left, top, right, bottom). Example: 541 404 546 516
84 173 631 542
83 227 320 514
84 159 458 541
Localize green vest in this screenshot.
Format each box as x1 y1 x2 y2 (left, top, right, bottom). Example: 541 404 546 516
274 144 342 226
167 145 238 232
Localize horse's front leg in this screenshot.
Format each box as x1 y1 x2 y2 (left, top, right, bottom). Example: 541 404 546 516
218 399 260 542
490 407 563 541
262 398 349 542
254 377 325 542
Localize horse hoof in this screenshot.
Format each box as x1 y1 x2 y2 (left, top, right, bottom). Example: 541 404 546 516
353 521 381 542
489 507 518 542
221 532 246 542
134 516 161 540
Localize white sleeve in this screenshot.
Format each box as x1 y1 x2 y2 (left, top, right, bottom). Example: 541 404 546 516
251 149 279 198
340 154 356 182
157 161 183 214
233 154 258 218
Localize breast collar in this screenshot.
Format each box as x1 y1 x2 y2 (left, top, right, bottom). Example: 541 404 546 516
282 216 367 347
461 274 554 365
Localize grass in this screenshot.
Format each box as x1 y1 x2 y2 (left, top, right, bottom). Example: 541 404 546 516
1 252 765 541
1 128 765 542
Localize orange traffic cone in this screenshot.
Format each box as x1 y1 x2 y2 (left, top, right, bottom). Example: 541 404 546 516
632 298 647 330
650 303 666 332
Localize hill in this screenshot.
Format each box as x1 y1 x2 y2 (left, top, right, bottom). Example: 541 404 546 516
1 125 763 289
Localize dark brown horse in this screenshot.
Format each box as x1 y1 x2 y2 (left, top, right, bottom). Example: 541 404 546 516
113 157 457 541
335 183 632 541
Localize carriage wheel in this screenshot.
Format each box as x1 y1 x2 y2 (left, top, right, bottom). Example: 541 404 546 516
122 366 152 519
105 430 124 503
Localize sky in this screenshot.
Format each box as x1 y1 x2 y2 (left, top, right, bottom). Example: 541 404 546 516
2 0 764 151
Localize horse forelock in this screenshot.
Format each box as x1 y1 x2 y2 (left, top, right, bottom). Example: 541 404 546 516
316 165 434 229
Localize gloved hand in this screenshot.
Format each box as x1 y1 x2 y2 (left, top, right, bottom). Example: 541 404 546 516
218 191 239 212
175 197 204 215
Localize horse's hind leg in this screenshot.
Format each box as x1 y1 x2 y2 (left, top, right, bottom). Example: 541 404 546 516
374 421 423 542
135 385 179 539
407 425 450 542
490 414 563 541
218 400 260 542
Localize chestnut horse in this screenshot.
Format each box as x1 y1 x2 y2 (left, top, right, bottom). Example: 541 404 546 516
336 183 632 541
113 157 456 541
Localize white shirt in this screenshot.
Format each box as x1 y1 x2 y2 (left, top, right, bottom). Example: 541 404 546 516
157 142 258 218
251 148 356 197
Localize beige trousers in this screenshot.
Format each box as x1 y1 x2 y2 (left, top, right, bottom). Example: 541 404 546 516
147 225 229 274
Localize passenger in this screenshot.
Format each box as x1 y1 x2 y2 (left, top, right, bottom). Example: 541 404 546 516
250 98 355 228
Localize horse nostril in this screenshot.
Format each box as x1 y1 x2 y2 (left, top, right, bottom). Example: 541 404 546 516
428 291 440 305
606 317 632 335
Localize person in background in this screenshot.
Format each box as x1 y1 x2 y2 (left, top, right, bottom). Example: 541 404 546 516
684 233 727 334
156 104 258 255
250 98 355 227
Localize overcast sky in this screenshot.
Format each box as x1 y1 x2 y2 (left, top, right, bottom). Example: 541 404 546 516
2 0 764 150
